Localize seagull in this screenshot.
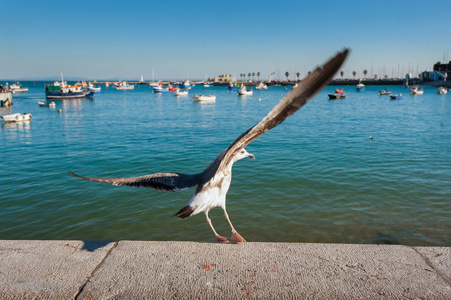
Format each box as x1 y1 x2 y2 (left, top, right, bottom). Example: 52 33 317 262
68 49 349 243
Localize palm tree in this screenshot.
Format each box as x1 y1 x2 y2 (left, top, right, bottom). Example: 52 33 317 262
248 73 251 81
257 72 260 81
296 72 300 81
252 72 255 81
285 71 289 81
384 75 388 80
374 74 378 80
340 71 344 80
363 70 368 79
352 71 357 79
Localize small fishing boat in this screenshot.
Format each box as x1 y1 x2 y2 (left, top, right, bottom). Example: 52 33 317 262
45 81 95 99
203 82 211 87
38 101 56 107
437 87 448 94
238 89 253 96
174 89 188 96
1 113 32 122
227 83 240 90
154 86 169 93
379 88 391 95
192 94 216 102
8 82 29 93
335 88 345 94
238 85 253 96
390 94 403 100
149 81 161 87
115 81 134 90
87 82 101 92
356 82 365 92
410 86 423 95
167 85 178 91
179 80 191 89
255 82 268 89
328 93 346 99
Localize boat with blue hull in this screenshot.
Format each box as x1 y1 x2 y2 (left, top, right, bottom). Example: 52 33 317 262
356 82 365 92
179 80 192 89
154 86 169 93
45 81 95 99
228 83 240 90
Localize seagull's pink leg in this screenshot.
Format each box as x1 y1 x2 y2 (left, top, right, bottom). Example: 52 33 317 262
205 211 229 243
223 208 246 243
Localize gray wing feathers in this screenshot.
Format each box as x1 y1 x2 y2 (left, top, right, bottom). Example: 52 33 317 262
67 171 201 192
220 49 349 168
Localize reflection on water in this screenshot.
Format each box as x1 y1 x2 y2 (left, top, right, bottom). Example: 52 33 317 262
2 120 31 131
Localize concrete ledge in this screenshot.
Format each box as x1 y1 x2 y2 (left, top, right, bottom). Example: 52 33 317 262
0 241 449 299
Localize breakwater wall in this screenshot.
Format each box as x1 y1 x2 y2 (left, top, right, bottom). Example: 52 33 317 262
77 78 451 87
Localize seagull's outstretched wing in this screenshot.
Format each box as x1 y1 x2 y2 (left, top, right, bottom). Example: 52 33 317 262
220 49 349 168
67 171 202 192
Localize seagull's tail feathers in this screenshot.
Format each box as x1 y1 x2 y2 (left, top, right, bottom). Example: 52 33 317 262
173 205 195 219
67 171 202 192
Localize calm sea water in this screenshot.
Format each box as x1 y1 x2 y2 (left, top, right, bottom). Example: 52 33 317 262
1 82 449 246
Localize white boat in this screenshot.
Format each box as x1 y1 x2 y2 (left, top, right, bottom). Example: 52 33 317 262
174 89 188 96
154 85 169 93
437 87 448 94
1 113 32 122
149 81 160 87
115 81 134 90
255 82 268 89
180 80 191 89
203 82 211 87
87 82 101 92
356 82 365 92
192 94 216 102
8 82 28 93
238 85 253 95
38 101 56 107
379 89 391 95
410 86 423 95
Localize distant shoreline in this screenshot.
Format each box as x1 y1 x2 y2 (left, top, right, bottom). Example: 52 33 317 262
2 79 449 87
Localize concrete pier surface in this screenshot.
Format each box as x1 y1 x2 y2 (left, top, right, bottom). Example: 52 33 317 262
0 241 449 299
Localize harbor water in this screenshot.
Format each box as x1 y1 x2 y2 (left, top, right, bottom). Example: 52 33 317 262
1 82 450 246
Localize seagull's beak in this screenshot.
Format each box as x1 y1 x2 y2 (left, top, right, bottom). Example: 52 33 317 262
247 153 255 159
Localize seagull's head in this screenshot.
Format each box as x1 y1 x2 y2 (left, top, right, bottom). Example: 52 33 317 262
234 148 255 162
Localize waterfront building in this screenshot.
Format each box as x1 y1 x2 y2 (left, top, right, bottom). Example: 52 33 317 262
209 74 236 83
420 61 450 82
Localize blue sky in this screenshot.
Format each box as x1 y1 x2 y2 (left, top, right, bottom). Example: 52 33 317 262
1 0 450 81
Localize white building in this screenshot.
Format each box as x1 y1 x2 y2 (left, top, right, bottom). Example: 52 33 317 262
209 74 236 83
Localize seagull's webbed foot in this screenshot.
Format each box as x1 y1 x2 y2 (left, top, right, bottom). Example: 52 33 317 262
231 231 246 243
216 235 229 243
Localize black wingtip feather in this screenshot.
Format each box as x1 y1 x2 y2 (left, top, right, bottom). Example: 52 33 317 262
173 206 194 219
67 170 82 178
